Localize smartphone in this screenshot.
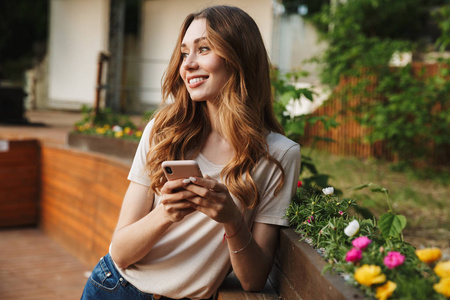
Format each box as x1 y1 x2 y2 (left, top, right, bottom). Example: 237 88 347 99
162 160 203 181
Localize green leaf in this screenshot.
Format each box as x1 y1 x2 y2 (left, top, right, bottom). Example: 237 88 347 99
350 183 373 191
370 187 388 194
379 213 407 238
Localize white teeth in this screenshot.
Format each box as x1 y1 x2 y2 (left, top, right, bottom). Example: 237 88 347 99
189 77 205 84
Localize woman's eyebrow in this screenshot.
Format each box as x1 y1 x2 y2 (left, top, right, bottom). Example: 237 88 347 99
181 36 207 48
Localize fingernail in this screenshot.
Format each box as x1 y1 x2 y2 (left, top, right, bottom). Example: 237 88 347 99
189 177 197 182
182 178 191 184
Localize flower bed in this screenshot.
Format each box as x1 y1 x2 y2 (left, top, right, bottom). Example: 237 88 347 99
69 106 149 159
68 133 138 160
286 184 450 299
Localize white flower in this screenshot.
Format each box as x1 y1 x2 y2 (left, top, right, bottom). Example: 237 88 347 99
112 125 123 132
344 220 360 237
322 187 334 195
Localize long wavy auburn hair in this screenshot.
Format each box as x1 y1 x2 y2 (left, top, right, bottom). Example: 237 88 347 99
147 5 285 209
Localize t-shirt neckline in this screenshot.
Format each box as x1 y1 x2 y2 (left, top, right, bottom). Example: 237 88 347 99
198 152 226 169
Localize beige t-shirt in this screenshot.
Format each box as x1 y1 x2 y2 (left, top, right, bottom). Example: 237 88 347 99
115 119 301 299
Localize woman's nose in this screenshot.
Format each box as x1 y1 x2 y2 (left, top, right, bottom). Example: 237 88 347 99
182 54 198 70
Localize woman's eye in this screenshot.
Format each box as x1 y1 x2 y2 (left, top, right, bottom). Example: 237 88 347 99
199 46 210 53
181 52 189 60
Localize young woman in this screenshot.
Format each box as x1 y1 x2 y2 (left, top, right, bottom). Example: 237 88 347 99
82 5 301 300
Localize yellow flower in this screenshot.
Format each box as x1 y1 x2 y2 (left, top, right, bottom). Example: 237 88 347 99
433 277 450 297
96 127 106 135
415 248 442 263
114 131 123 138
103 124 110 130
135 130 143 138
435 261 450 278
354 265 386 287
376 281 397 300
124 127 131 134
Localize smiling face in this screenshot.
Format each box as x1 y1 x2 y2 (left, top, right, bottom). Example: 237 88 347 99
179 18 228 103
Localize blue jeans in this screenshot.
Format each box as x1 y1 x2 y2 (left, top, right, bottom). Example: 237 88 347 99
81 254 214 300
81 253 154 299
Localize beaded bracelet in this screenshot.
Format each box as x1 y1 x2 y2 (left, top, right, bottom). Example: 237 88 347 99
231 235 253 254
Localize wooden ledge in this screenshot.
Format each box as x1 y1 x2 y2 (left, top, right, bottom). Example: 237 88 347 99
270 228 363 300
217 272 278 300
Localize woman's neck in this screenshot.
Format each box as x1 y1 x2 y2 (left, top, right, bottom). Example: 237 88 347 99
205 101 222 135
202 101 234 165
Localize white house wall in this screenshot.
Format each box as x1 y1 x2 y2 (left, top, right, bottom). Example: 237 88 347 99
139 0 273 106
48 0 109 110
273 14 327 84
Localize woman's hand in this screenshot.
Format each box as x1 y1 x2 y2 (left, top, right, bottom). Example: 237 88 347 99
182 175 241 224
160 179 198 222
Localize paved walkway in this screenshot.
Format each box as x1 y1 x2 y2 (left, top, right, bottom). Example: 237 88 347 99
0 110 81 145
0 228 90 300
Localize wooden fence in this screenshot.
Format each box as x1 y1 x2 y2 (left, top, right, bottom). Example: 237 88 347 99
301 63 448 164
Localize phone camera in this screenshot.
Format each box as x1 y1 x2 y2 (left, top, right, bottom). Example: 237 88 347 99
165 167 173 174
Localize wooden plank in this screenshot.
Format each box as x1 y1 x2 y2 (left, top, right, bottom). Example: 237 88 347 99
217 273 278 300
269 263 303 300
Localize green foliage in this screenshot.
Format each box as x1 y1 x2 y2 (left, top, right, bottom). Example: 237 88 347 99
287 185 359 242
359 63 450 162
379 213 407 239
75 105 137 130
271 68 339 139
311 0 419 86
351 183 407 240
310 0 450 165
433 5 450 51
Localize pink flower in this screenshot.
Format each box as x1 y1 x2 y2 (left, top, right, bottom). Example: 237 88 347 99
339 211 344 215
384 251 405 269
307 216 314 223
297 181 303 188
352 236 372 250
346 248 362 262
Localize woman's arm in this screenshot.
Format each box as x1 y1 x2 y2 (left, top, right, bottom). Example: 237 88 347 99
110 180 198 269
176 177 279 291
225 220 279 291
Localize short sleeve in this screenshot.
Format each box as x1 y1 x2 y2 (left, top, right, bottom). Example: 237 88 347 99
253 138 301 226
127 119 154 186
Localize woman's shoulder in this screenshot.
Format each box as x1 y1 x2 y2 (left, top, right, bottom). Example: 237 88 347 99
141 118 155 134
266 132 300 158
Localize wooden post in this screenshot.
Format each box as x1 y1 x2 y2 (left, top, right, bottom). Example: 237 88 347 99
94 52 110 117
105 0 125 113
